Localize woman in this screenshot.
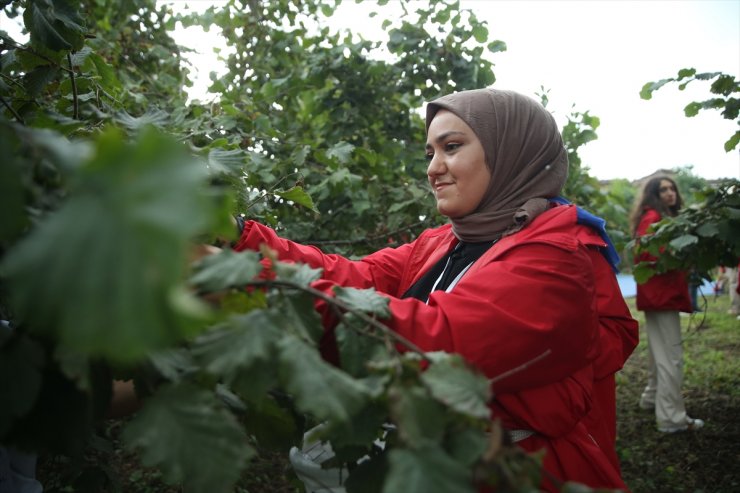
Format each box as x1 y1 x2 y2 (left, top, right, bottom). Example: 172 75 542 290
236 88 632 491
630 176 704 433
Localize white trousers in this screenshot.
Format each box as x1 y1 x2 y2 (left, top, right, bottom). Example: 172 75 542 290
640 310 688 429
726 267 739 314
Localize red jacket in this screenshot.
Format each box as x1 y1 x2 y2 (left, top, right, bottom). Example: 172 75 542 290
634 208 692 313
235 204 631 492
582 247 638 473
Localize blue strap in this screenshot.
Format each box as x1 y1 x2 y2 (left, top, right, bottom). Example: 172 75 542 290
550 196 621 272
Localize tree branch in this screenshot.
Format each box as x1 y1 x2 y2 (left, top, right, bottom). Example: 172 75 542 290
67 52 79 119
0 95 25 124
307 219 430 248
245 278 430 358
0 72 26 91
0 36 74 74
489 349 552 387
244 172 304 211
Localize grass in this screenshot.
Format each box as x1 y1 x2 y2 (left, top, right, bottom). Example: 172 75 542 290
38 293 740 493
617 292 740 493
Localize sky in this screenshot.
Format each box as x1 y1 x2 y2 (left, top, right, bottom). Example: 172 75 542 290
167 0 739 182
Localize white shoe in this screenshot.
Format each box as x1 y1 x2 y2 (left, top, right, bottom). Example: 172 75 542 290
658 417 704 433
638 396 655 410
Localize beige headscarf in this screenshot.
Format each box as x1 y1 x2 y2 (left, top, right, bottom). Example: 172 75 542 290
425 88 568 243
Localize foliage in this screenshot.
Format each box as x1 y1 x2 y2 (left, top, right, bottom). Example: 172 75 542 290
672 165 709 207
631 180 740 284
0 0 617 492
173 0 508 255
640 68 740 152
0 0 624 491
635 68 739 282
597 179 635 257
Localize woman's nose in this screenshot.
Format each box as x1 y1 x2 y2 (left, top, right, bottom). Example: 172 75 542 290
427 153 445 176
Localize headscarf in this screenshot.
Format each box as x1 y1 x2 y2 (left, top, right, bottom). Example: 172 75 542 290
425 88 568 242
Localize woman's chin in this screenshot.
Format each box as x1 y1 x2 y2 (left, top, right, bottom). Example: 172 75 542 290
437 206 461 219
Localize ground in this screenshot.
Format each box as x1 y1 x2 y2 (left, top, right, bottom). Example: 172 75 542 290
37 292 740 493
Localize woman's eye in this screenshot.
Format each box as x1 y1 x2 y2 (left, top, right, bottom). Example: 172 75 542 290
445 143 461 152
425 152 434 161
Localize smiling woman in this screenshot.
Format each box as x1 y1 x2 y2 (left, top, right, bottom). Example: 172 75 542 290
425 110 490 218
232 88 639 492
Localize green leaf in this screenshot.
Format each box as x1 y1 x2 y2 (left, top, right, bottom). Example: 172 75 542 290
122 383 254 493
277 334 369 423
724 131 740 152
471 25 488 43
486 40 507 53
242 394 301 452
640 79 671 100
421 354 491 420
115 109 170 129
633 263 654 284
26 3 72 50
89 52 122 94
710 74 737 96
69 45 92 67
335 319 387 377
669 234 698 250
207 147 245 174
290 145 310 167
191 310 282 380
695 222 719 237
695 71 722 81
446 428 488 467
0 130 26 242
1 129 214 363
274 186 319 213
191 249 262 292
684 101 701 117
14 125 92 169
433 8 450 23
326 141 355 164
333 286 391 318
323 400 389 450
0 333 45 436
148 348 199 382
277 292 324 343
23 65 59 97
273 260 323 286
390 385 447 446
383 447 474 493
677 67 697 79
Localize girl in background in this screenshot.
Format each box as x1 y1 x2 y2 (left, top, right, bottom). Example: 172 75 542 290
630 176 704 433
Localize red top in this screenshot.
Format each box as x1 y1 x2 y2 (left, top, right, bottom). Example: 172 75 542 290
634 208 692 313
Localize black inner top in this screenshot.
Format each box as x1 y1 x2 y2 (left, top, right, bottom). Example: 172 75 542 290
401 240 495 301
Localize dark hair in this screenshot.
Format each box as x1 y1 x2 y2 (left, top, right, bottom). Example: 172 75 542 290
629 175 683 237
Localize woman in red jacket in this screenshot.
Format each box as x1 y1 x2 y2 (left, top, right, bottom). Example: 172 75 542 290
630 176 704 433
236 89 635 491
